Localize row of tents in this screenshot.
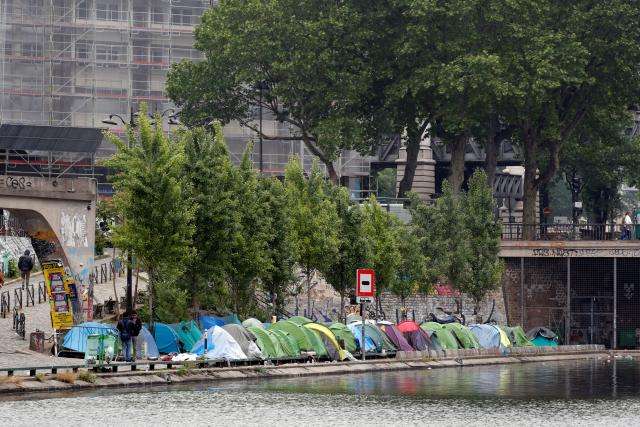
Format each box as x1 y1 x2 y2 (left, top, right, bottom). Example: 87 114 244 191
61 314 560 362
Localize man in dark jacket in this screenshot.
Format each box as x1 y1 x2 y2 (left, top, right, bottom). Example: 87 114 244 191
117 315 134 362
17 250 34 290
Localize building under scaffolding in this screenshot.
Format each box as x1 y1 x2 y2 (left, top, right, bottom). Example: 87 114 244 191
0 0 375 195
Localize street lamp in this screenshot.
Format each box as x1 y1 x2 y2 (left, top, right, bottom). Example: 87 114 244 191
255 81 269 174
101 106 179 316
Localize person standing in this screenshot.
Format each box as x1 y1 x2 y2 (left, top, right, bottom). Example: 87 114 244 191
17 250 33 290
117 314 133 362
623 212 633 240
129 311 142 359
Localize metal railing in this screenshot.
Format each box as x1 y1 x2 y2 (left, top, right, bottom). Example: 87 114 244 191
501 223 639 241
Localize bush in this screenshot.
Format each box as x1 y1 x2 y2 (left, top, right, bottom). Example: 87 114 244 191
55 372 77 384
35 373 46 382
7 259 18 279
78 371 96 384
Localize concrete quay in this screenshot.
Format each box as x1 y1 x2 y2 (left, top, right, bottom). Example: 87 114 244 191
0 345 609 397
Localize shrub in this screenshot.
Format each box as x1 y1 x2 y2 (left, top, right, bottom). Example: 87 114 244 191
78 371 97 384
55 372 77 384
35 373 46 382
7 259 18 279
0 375 23 385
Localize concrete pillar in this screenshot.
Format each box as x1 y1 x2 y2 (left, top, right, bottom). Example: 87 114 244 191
395 137 436 200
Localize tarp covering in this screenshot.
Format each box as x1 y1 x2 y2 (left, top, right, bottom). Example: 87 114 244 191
199 315 226 330
242 318 264 329
62 322 118 353
305 323 347 360
222 314 241 325
469 324 502 349
507 326 534 347
152 323 180 354
442 323 481 349
495 326 513 348
379 324 413 352
247 326 278 358
171 320 202 352
527 327 559 347
134 326 160 359
191 326 247 360
222 324 263 358
421 322 460 349
329 322 357 353
347 323 382 353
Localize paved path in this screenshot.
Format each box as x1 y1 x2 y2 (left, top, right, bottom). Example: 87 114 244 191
0 259 147 369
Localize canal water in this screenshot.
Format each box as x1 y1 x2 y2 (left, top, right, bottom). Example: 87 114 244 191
2 357 640 426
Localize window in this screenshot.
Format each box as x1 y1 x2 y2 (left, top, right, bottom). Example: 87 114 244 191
4 42 13 56
151 46 165 63
95 43 123 62
96 1 121 21
26 0 43 16
22 43 43 58
151 6 165 24
77 0 89 19
76 41 91 59
171 8 191 25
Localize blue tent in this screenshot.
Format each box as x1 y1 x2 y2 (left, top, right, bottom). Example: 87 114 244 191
152 323 180 354
347 323 381 352
469 324 502 349
135 326 160 359
62 322 118 353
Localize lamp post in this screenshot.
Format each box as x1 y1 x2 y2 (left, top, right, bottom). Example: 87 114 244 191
255 81 268 174
102 106 179 315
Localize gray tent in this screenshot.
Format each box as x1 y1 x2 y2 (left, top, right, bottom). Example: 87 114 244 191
222 324 263 358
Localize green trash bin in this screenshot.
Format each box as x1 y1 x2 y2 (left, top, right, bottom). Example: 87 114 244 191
85 333 119 363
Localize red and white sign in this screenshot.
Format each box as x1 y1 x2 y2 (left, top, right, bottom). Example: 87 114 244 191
356 268 375 302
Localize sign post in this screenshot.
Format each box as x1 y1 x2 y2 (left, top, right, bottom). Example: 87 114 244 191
356 268 375 361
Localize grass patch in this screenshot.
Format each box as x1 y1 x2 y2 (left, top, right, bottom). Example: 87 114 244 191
0 376 23 385
175 365 192 377
55 372 77 384
35 373 46 382
78 371 97 384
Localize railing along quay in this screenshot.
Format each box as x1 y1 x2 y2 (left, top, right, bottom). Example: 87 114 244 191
501 223 640 241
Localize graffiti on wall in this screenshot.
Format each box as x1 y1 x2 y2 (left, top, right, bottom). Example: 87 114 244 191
60 211 88 248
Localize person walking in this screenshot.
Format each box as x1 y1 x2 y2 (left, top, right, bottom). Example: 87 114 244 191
130 311 142 359
117 314 133 362
623 211 633 240
17 250 33 290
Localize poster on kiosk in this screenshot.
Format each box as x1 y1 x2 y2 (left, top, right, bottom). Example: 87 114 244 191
356 268 375 303
42 260 77 331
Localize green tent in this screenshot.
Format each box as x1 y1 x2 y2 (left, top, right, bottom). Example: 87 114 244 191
329 323 357 353
171 320 202 352
421 322 460 349
442 323 481 349
265 330 288 358
270 320 327 356
270 329 300 357
247 326 278 358
287 316 313 326
366 323 397 352
506 326 534 347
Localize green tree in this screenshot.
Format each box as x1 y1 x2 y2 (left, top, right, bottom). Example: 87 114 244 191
226 146 272 318
181 124 238 312
360 196 401 313
167 0 366 182
285 158 340 317
323 185 370 318
460 169 504 317
258 176 298 318
105 105 194 330
391 224 429 309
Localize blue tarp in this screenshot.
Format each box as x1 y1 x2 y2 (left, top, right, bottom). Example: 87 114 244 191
62 322 118 353
199 314 241 330
347 323 379 352
469 324 502 349
152 323 180 354
532 336 558 347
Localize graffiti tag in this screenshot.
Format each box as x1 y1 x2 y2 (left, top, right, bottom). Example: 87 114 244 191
2 176 33 190
531 248 640 257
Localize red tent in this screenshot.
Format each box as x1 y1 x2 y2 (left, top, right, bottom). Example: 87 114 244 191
397 321 421 333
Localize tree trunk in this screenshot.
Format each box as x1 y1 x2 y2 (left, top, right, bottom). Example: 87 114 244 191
306 268 312 318
326 162 339 185
397 133 421 198
147 269 154 335
522 135 538 240
484 133 498 189
339 290 345 322
112 248 120 318
133 266 139 306
449 135 467 193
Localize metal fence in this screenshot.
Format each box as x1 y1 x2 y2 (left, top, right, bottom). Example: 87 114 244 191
503 256 640 349
502 223 639 241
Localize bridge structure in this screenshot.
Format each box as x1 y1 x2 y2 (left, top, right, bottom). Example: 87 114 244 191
0 124 100 283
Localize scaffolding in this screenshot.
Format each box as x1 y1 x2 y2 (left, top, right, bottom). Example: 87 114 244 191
0 0 375 189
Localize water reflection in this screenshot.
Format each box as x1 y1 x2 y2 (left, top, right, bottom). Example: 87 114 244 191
2 358 640 426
